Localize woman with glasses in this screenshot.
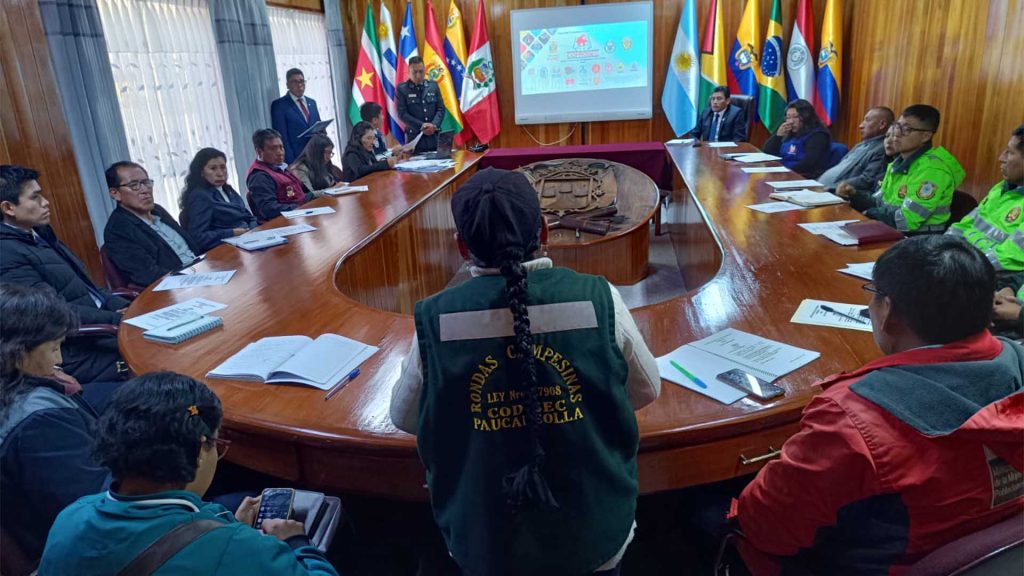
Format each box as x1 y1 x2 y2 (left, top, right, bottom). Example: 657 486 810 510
179 148 257 253
0 283 114 566
763 99 832 179
289 134 345 194
39 371 339 576
341 121 397 183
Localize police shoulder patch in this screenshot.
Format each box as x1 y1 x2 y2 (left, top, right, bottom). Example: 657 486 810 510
917 181 936 200
1006 206 1022 224
898 184 908 199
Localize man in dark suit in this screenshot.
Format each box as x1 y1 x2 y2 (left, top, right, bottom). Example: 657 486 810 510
271 68 322 163
0 164 128 383
103 161 200 288
691 86 749 143
396 57 445 154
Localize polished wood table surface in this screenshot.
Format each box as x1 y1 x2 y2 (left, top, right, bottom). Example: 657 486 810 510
120 145 894 499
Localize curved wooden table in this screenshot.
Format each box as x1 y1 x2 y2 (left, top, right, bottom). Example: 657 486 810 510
120 145 893 499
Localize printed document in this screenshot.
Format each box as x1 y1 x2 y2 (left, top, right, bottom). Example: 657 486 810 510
124 298 227 330
791 299 873 332
154 271 235 292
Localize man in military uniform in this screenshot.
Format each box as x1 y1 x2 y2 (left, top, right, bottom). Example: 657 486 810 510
396 56 445 154
949 125 1024 337
846 105 965 233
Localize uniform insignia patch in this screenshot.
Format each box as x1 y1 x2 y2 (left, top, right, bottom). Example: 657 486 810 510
898 184 908 199
285 186 296 199
1006 206 1022 224
917 181 936 200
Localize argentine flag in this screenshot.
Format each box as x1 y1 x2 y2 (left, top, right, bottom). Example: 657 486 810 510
662 0 700 136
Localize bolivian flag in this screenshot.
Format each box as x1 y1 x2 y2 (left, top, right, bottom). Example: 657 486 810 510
424 0 464 135
757 0 787 131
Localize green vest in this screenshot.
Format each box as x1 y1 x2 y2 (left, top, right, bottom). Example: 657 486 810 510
414 266 637 576
878 145 965 232
948 181 1024 272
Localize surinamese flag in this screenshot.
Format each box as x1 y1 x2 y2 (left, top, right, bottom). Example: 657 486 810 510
786 0 816 104
396 1 419 86
757 0 787 132
348 5 387 128
727 0 761 105
662 0 700 136
424 0 463 135
460 0 500 144
379 1 402 142
444 0 473 143
699 0 727 108
815 0 842 125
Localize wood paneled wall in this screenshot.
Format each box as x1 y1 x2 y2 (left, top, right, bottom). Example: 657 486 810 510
342 0 1023 196
0 0 103 281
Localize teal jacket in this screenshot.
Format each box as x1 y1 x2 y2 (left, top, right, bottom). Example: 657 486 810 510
39 490 339 576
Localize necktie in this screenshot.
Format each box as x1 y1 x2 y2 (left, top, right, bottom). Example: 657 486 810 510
712 113 722 142
298 98 310 122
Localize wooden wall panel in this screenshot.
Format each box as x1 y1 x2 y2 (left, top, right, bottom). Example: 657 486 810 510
341 0 1022 196
0 0 103 281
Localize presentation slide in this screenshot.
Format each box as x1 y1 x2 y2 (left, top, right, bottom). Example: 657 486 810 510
511 2 653 125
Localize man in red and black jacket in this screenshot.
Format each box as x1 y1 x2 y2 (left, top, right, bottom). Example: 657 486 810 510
734 235 1023 575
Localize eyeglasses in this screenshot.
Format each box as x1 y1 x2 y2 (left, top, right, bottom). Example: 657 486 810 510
214 437 231 461
892 122 933 136
862 282 885 296
118 179 154 191
288 79 306 85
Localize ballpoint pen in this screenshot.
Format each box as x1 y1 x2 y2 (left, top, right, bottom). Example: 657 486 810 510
821 305 869 324
669 360 708 389
324 368 361 401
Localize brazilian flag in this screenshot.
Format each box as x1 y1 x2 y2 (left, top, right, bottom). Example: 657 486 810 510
758 0 787 132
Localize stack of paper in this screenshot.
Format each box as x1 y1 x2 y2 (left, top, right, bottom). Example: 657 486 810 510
747 201 808 213
768 190 846 207
796 220 861 245
838 262 875 280
791 299 873 332
666 138 695 145
766 179 825 189
223 224 317 250
124 298 227 330
707 141 738 148
656 328 820 404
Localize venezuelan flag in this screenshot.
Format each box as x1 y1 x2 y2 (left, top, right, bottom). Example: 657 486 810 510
727 0 761 101
814 0 842 125
757 0 787 131
698 0 726 107
424 0 464 134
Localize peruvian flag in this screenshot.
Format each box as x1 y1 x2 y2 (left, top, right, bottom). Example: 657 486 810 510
785 0 816 104
348 5 387 131
459 0 500 144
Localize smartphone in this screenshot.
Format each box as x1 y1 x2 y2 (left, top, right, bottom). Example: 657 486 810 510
254 488 295 528
716 369 785 401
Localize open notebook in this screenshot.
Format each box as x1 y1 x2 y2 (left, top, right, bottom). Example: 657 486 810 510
207 334 378 390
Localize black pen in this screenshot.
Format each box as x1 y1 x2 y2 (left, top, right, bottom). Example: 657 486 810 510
821 305 868 324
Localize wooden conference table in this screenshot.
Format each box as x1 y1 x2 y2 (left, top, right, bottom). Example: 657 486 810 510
120 144 894 499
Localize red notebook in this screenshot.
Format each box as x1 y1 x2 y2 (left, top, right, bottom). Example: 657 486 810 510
841 221 905 244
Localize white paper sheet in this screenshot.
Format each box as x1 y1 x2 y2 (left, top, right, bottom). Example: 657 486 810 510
707 141 738 148
747 202 809 213
797 220 860 235
223 224 316 247
123 298 227 330
666 138 695 145
742 166 791 174
766 179 825 189
838 262 875 281
281 206 336 219
400 131 424 152
323 185 369 196
154 270 236 292
791 299 873 332
687 328 821 380
656 347 748 404
734 153 784 163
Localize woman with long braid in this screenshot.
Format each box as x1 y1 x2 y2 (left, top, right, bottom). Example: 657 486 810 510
391 168 660 575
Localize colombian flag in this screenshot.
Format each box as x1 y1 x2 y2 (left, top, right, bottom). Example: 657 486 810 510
814 0 842 125
698 0 727 107
757 0 786 131
727 0 761 102
424 0 464 135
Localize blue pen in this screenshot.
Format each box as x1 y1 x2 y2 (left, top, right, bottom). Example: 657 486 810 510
669 360 708 389
323 368 360 401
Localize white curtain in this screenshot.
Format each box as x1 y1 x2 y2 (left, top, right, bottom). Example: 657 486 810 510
267 7 342 150
97 0 237 219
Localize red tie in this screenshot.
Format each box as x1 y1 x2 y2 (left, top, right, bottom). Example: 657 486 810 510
298 98 310 122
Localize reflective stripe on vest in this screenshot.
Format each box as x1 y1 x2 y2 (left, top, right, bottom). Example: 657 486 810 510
973 214 1011 244
439 301 598 342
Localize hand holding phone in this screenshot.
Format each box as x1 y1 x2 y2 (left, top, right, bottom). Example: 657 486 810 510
716 369 785 401
253 488 295 528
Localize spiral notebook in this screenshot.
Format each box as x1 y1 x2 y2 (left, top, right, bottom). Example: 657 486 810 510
143 313 223 344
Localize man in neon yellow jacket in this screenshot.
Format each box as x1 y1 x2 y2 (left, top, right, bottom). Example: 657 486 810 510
848 105 965 232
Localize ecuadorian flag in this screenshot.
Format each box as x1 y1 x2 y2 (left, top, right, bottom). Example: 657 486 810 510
727 0 761 102
757 0 787 131
814 0 842 125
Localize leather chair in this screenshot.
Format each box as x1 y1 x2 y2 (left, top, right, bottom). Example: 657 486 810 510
948 189 980 228
100 244 145 293
828 142 849 169
906 513 1024 576
246 190 268 225
729 94 755 142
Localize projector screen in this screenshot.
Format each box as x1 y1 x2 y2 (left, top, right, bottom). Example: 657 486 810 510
510 2 653 125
